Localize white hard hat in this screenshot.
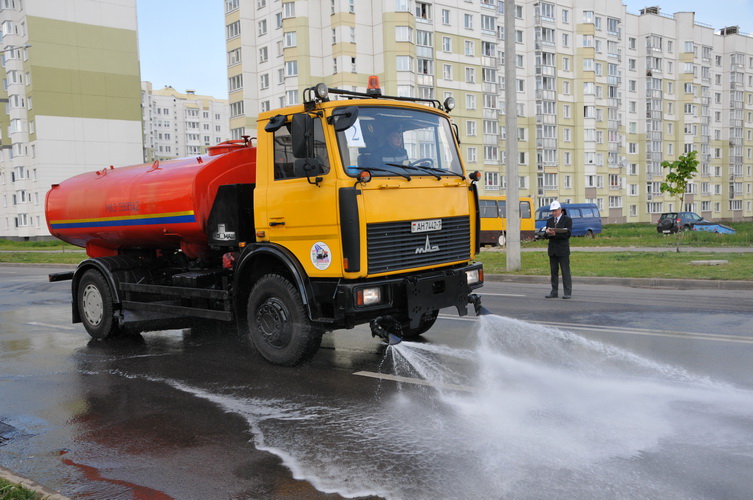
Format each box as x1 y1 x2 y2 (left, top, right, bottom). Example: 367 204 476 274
549 200 561 210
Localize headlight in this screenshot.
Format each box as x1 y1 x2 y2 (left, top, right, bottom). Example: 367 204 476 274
356 287 382 306
466 269 482 285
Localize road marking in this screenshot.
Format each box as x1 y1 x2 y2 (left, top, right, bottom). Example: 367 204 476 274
437 315 753 345
478 292 527 297
536 320 753 345
353 371 473 392
27 322 77 331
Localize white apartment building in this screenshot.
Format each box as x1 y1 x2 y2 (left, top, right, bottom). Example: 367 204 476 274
0 0 143 240
141 83 231 161
225 0 753 223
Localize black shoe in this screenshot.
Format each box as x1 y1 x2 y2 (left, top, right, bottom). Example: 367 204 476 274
562 295 571 299
545 293 558 298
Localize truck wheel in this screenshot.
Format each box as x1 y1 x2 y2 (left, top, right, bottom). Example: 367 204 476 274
246 274 323 366
402 310 439 338
497 232 506 247
77 269 120 339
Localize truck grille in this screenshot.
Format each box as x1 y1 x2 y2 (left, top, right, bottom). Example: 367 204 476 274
367 216 471 274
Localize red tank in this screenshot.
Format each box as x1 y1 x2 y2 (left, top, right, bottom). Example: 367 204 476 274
46 142 256 259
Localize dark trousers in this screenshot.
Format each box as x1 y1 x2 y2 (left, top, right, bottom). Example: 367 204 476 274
549 254 572 295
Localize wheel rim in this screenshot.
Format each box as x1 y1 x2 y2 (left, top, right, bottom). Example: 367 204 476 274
255 298 291 348
82 284 104 326
498 233 506 246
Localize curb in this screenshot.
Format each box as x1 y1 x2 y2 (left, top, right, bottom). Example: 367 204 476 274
0 466 71 500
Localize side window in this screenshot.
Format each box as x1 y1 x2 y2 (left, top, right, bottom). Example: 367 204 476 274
273 124 295 180
569 208 582 218
498 200 507 218
311 119 331 174
480 200 498 218
274 118 330 180
581 208 594 218
519 201 531 218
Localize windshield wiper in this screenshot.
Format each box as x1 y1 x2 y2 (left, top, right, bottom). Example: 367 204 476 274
384 163 440 180
385 163 465 180
353 166 411 181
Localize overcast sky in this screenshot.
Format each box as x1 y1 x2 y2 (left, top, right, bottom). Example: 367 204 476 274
135 0 752 100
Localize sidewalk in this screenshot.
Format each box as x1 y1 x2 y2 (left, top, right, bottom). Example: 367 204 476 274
482 246 753 253
486 273 753 290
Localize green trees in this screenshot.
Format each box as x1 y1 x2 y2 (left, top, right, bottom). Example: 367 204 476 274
660 150 699 252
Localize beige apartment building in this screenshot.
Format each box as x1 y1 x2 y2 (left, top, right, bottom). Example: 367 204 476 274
225 0 753 223
0 0 143 239
141 82 231 162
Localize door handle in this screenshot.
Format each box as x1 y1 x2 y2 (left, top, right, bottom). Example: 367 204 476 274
269 221 285 227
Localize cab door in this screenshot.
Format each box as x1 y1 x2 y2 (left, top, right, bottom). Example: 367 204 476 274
256 115 341 276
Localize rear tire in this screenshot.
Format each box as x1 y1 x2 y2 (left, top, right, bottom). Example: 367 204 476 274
77 269 120 339
246 274 323 366
586 229 594 238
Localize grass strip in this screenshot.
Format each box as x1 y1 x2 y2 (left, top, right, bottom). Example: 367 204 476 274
0 478 43 500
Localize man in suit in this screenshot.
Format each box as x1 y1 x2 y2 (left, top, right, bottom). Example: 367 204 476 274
544 200 573 299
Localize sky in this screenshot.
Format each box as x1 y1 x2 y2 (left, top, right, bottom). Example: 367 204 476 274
135 0 752 101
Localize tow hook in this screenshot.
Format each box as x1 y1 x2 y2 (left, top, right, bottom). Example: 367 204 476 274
370 316 403 345
468 294 490 316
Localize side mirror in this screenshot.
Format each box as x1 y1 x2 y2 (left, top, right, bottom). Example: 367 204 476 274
291 113 313 158
294 158 325 186
331 106 359 132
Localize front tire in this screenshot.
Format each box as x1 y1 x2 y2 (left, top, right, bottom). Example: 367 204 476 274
77 269 120 339
246 274 323 366
401 310 439 338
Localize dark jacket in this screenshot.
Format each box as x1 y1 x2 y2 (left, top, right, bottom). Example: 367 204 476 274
546 214 572 257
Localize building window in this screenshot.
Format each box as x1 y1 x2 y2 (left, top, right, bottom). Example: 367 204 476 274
226 21 240 39
284 31 297 47
415 2 431 21
442 9 450 25
283 1 295 17
285 60 298 76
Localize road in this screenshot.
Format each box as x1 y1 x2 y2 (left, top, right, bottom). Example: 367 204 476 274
1 265 753 499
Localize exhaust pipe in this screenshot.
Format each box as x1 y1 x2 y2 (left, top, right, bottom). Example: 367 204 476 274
370 316 403 345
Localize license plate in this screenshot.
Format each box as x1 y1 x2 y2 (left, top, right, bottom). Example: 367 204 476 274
411 219 442 233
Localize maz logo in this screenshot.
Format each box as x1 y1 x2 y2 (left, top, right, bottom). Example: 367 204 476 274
415 235 440 254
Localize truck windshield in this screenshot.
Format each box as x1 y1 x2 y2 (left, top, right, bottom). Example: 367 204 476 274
335 106 463 178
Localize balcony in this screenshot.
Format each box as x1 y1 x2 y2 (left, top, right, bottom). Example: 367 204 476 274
535 65 556 76
535 114 557 125
416 74 434 87
535 89 556 101
536 138 558 149
483 108 498 119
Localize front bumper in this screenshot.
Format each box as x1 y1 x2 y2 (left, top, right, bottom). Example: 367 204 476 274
332 262 484 329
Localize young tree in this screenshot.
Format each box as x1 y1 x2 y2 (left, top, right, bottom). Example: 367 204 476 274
660 150 699 252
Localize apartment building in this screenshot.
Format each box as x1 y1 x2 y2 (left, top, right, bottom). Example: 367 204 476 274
141 82 230 162
0 0 143 240
225 0 753 223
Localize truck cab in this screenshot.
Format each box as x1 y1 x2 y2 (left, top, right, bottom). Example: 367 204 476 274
47 79 485 366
